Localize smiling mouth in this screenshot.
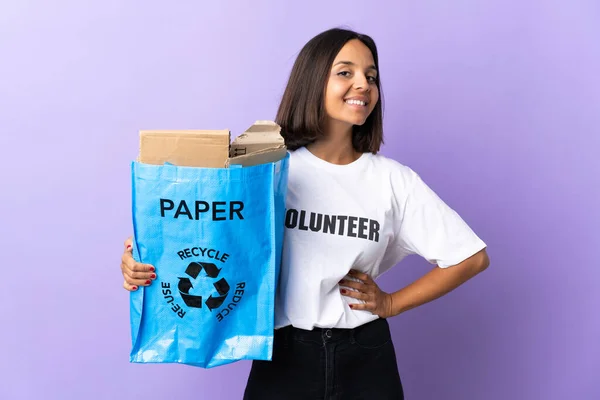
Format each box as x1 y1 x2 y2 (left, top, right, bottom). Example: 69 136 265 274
345 99 368 106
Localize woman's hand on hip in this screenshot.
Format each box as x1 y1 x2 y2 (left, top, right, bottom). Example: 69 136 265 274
339 270 394 318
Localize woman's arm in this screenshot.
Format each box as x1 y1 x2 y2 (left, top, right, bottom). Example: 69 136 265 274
341 249 490 318
389 249 490 316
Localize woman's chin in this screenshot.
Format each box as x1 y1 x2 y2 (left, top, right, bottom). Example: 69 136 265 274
349 118 368 126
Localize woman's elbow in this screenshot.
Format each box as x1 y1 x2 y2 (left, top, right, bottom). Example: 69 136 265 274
475 249 490 273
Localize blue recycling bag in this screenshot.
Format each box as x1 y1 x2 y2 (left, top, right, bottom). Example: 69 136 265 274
129 154 289 368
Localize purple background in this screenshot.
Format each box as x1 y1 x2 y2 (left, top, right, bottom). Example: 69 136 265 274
1 1 598 399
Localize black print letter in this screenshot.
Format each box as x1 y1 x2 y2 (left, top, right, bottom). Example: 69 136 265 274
369 220 380 242
230 201 244 220
285 209 298 228
298 210 309 231
348 216 358 237
160 199 174 217
309 213 323 232
195 201 209 219
337 216 348 236
213 202 226 221
358 218 369 239
174 201 193 219
323 215 337 234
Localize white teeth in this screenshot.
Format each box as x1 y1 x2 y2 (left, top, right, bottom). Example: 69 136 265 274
345 99 366 106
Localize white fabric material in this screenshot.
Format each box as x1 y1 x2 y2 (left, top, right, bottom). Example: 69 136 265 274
274 147 487 330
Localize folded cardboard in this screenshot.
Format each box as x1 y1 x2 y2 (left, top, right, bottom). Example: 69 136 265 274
228 121 287 167
138 130 230 168
138 120 286 168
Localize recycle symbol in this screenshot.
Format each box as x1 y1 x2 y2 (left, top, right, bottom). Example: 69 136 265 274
178 262 230 311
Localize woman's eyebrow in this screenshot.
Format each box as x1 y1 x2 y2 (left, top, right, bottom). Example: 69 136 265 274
333 61 377 71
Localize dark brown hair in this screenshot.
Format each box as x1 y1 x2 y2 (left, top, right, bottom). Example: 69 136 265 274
276 28 384 153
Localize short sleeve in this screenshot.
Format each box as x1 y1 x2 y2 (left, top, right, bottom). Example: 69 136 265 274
390 169 487 268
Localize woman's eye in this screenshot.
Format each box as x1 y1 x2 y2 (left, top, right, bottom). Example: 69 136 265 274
338 71 351 77
367 76 378 83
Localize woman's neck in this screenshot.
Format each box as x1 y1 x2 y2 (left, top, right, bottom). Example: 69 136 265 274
306 119 360 165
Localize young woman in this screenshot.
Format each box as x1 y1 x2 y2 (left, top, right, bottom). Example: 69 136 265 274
120 28 490 399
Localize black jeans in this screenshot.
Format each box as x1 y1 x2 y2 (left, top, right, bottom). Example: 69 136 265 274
244 318 404 400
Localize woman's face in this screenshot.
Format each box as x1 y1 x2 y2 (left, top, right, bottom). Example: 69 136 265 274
324 39 379 129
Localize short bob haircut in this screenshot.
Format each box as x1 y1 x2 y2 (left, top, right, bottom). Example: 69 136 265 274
276 28 384 154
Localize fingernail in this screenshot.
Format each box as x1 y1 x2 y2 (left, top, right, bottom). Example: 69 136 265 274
132 286 138 290
349 304 354 309
127 244 132 250
340 289 347 294
145 280 151 285
150 274 156 279
149 267 155 272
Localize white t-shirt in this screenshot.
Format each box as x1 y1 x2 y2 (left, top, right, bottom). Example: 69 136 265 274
274 146 487 330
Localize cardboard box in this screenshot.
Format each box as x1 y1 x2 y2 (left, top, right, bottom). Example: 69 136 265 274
138 120 286 168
